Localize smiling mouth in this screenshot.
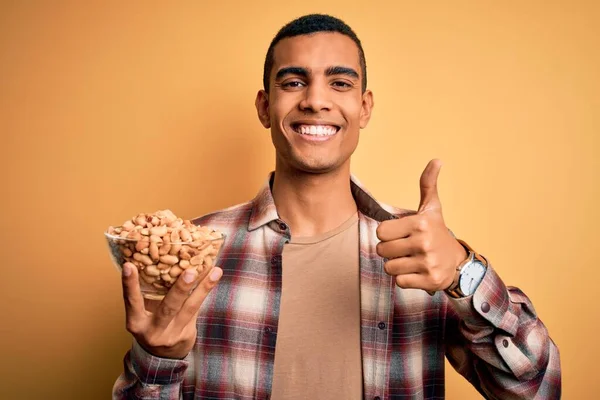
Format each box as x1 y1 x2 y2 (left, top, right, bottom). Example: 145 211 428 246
291 123 340 137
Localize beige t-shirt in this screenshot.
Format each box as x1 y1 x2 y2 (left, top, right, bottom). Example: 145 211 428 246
271 213 362 400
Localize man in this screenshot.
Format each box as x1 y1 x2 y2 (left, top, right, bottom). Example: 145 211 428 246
114 14 561 400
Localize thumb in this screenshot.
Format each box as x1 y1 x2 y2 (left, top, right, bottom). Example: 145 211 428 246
418 159 442 213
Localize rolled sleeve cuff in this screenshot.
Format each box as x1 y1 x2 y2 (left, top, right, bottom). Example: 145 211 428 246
495 334 540 379
130 339 189 385
447 265 519 336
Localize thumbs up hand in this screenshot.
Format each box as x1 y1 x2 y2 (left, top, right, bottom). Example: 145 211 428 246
376 159 468 292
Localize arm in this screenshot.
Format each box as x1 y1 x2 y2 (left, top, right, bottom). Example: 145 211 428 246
444 265 561 399
375 159 561 398
112 262 222 400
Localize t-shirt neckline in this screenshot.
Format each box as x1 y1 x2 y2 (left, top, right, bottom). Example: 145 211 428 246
289 212 359 245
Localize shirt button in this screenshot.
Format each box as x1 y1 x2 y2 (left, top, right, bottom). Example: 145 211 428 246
481 302 490 313
264 327 272 335
270 255 282 265
378 322 386 330
503 339 509 348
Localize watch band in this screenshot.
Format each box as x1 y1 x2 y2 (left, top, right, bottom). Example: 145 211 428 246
445 239 488 298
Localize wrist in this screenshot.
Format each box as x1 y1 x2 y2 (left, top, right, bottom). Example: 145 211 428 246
445 239 487 298
454 239 469 269
136 336 193 360
444 240 469 290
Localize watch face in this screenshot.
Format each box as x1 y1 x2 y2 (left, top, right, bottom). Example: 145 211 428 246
459 261 487 296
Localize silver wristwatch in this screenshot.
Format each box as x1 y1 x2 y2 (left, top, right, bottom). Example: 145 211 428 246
445 239 488 298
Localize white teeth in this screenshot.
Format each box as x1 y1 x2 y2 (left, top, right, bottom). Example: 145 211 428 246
297 124 337 136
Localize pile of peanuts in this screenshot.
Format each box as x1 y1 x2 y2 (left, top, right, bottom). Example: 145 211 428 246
107 209 224 293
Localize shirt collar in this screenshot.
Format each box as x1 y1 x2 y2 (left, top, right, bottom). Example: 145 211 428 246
248 172 400 231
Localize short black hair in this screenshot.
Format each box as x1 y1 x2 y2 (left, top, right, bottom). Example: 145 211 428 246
263 14 367 93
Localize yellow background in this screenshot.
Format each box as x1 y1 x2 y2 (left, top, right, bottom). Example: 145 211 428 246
1 1 598 398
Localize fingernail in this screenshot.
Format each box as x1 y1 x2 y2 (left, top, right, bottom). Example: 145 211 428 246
209 267 223 282
183 269 197 283
122 264 132 277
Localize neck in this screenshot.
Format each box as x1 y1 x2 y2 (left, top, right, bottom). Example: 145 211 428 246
272 162 358 238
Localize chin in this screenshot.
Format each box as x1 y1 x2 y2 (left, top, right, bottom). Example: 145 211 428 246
289 156 344 175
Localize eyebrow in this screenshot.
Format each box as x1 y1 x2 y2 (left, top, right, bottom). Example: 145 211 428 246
325 66 359 79
275 67 308 80
275 65 360 80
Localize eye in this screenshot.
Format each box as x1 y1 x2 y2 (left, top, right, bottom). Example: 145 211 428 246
331 81 353 90
282 80 306 89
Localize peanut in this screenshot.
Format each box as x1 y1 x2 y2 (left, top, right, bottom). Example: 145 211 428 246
197 240 210 250
157 262 171 270
198 247 211 258
149 242 159 262
135 238 149 252
179 249 191 261
135 215 147 226
123 220 136 230
144 265 160 276
121 247 133 257
169 243 182 255
159 254 179 265
140 272 157 284
150 234 163 243
180 228 191 242
158 242 171 256
169 219 183 229
133 252 153 266
127 230 141 240
190 254 203 266
191 231 202 240
150 225 167 236
108 209 224 297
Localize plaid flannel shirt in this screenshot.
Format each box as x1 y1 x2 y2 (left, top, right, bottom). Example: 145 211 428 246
113 173 561 399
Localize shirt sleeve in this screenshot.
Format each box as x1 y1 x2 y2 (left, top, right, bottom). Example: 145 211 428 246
444 264 562 399
112 340 190 400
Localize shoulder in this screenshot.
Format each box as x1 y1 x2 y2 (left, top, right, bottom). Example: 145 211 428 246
191 201 253 233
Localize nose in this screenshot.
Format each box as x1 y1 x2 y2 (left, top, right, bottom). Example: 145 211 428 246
299 81 332 112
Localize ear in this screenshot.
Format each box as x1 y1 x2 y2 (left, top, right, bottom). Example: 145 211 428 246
359 89 374 129
255 90 271 128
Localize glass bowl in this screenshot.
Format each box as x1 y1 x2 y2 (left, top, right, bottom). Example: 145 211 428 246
104 224 225 300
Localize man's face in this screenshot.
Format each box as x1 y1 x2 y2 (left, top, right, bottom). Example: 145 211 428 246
256 32 373 174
